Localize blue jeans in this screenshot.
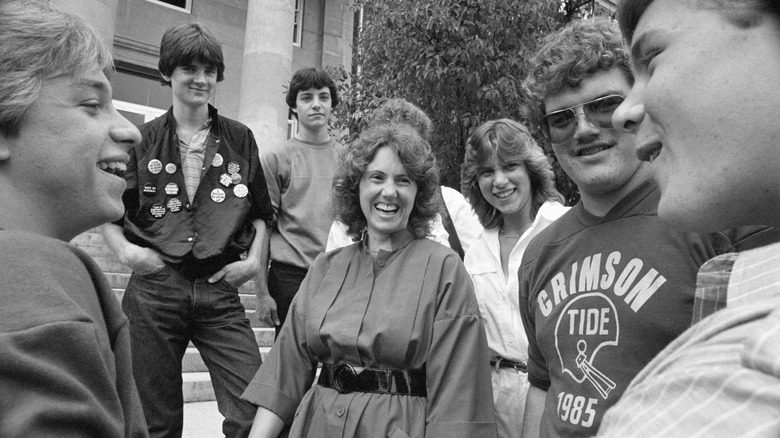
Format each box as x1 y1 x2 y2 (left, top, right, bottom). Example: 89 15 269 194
122 264 260 438
267 260 308 337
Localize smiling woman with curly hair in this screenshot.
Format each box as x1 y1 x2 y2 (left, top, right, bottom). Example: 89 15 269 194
332 123 439 240
242 123 497 438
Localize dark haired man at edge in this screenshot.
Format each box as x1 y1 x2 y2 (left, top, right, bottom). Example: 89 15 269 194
598 1 780 436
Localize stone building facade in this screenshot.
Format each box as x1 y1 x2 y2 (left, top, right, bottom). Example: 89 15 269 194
53 0 355 144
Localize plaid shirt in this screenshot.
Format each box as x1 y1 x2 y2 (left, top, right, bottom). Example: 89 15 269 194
598 241 780 437
691 252 738 323
177 119 211 203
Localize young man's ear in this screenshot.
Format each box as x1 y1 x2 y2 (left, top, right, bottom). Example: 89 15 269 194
160 73 171 84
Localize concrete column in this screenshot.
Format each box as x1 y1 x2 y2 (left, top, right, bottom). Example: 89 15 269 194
321 0 353 69
238 0 295 146
51 0 119 49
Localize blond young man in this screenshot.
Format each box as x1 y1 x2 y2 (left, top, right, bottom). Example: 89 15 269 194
0 1 147 436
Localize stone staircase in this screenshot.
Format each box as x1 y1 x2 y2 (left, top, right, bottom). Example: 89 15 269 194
70 228 275 403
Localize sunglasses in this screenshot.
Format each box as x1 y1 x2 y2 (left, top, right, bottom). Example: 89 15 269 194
542 94 625 144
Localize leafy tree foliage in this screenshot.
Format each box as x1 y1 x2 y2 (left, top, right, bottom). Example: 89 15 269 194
331 0 607 205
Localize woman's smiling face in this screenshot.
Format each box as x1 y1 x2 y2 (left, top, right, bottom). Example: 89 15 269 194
359 145 418 243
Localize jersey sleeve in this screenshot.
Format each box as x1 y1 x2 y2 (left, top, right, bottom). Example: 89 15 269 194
519 247 551 390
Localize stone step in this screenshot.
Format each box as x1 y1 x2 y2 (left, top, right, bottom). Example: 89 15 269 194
182 346 272 373
185 327 275 349
253 327 275 347
246 309 274 328
105 272 131 290
71 240 116 258
91 256 133 274
70 228 107 246
239 293 257 309
183 373 216 403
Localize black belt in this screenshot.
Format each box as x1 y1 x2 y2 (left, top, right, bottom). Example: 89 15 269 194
172 252 241 280
490 358 527 373
318 363 427 397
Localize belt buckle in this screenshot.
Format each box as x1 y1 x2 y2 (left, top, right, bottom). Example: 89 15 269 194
333 363 357 394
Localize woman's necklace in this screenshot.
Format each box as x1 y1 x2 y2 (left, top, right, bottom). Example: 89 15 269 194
499 229 521 239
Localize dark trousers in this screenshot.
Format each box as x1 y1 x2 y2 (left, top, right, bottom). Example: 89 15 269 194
122 264 260 438
267 260 308 336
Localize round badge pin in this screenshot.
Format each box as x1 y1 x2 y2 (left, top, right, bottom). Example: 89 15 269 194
233 184 248 198
219 173 232 187
227 161 240 175
165 182 179 196
167 197 182 213
230 173 242 184
211 188 226 203
150 203 166 218
165 163 177 174
212 153 224 167
143 183 157 196
148 159 163 175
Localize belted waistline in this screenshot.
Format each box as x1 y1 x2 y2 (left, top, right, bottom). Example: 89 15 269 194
490 357 527 373
318 363 427 397
169 252 241 280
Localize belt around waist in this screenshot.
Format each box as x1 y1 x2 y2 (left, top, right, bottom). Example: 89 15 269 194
172 252 240 280
318 363 427 397
490 358 527 373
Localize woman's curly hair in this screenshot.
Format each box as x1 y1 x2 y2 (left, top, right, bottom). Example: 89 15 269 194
369 98 433 142
461 119 563 229
332 124 440 240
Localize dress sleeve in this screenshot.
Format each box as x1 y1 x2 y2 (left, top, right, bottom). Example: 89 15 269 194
0 322 134 438
241 261 319 423
425 253 497 438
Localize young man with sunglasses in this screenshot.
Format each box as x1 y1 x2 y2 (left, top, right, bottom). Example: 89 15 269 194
517 18 735 437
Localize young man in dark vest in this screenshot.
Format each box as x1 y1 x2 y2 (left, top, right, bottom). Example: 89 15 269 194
103 23 273 438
